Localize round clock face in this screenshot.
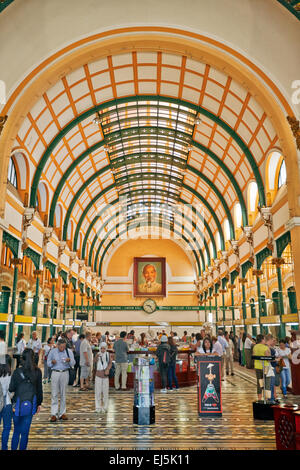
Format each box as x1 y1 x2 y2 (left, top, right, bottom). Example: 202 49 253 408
143 299 157 314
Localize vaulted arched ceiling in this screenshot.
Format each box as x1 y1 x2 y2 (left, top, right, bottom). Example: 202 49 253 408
12 50 282 273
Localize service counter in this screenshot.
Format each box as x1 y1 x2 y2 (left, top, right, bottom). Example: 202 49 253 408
107 349 197 389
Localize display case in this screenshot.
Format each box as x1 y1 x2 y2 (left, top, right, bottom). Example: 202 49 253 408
133 356 155 425
108 349 197 389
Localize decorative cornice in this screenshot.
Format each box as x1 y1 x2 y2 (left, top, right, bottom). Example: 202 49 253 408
0 218 9 232
285 217 300 231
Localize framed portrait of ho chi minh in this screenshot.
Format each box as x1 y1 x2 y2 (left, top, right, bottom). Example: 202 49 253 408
133 257 166 297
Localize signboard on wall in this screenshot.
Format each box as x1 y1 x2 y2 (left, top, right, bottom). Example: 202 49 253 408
196 355 222 417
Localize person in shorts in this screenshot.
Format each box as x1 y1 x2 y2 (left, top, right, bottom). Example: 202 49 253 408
79 331 93 391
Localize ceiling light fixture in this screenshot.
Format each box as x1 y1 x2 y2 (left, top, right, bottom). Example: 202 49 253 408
194 115 202 125
93 112 102 125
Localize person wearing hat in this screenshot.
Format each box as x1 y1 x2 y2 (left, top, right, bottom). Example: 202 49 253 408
94 342 112 413
155 335 171 393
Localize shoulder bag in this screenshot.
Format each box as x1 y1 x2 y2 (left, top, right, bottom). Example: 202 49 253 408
96 352 110 378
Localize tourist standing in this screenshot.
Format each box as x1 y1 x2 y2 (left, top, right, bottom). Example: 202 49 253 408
42 337 54 384
9 348 43 450
94 342 112 413
167 336 179 391
225 331 234 376
27 331 42 366
79 331 93 391
47 339 75 422
156 335 171 393
113 331 129 391
244 334 254 369
265 334 279 403
217 330 228 380
0 354 13 450
15 333 26 368
276 339 292 398
252 334 271 401
73 333 85 387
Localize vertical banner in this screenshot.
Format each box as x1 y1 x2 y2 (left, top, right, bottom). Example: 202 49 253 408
196 355 222 417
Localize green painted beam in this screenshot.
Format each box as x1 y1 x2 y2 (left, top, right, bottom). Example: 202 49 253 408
88 208 208 272
49 139 247 228
63 170 233 242
69 184 225 259
96 219 202 276
81 197 218 262
31 95 265 208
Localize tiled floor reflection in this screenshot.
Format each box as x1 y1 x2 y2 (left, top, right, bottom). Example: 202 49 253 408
4 365 300 450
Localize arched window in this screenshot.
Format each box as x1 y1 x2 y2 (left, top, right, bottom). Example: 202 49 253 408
209 241 214 260
54 204 62 229
216 232 221 252
248 182 258 224
266 150 286 204
248 182 258 213
7 158 17 188
278 160 287 189
67 220 73 240
223 219 230 242
234 203 242 229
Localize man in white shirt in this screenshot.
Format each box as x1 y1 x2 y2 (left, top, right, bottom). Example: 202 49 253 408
47 338 75 422
217 330 228 380
27 331 42 365
244 333 254 369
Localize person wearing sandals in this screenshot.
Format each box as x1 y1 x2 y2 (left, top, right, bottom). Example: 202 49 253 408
94 342 112 413
47 339 75 422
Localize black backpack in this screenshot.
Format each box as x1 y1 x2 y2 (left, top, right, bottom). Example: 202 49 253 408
13 369 36 404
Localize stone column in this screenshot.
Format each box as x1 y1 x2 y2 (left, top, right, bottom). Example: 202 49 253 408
8 259 21 347
50 279 57 337
285 220 300 325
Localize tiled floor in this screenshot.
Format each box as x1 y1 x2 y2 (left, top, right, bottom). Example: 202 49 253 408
3 365 300 450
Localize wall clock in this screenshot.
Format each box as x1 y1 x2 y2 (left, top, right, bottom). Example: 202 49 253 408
142 298 157 314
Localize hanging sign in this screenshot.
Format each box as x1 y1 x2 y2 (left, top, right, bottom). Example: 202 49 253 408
196 355 222 417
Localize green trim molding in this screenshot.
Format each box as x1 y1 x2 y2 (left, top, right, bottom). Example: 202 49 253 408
31 96 264 209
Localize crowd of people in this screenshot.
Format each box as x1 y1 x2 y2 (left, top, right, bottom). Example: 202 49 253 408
0 327 297 450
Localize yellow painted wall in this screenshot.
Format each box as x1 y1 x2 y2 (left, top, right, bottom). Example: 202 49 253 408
102 238 198 307
106 239 195 277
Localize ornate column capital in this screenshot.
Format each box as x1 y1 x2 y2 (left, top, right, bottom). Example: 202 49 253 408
69 252 77 265
0 115 8 136
287 116 300 150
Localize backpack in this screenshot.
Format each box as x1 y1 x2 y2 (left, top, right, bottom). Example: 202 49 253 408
13 369 37 417
161 346 171 366
0 382 4 413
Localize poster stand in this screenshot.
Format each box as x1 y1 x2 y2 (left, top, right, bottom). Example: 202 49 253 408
195 355 222 417
252 355 274 420
133 356 155 425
